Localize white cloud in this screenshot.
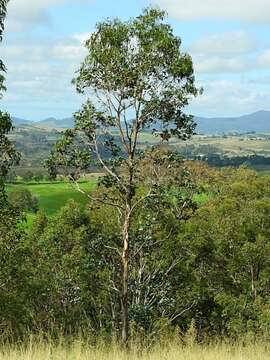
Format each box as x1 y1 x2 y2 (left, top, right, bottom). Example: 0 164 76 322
51 32 90 60
1 32 88 64
193 55 251 74
190 79 270 117
51 43 87 60
190 31 257 55
154 0 270 22
258 50 270 67
7 0 62 30
6 0 94 31
0 32 89 119
188 31 260 74
72 32 92 45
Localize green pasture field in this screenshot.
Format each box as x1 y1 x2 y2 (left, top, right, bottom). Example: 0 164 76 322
7 180 97 216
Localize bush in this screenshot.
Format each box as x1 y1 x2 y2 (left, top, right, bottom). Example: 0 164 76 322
9 187 39 213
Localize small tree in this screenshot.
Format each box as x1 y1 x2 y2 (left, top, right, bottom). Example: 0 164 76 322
47 8 201 343
0 0 9 91
0 114 20 195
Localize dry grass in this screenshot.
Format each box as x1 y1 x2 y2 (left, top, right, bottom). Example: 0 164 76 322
0 340 269 360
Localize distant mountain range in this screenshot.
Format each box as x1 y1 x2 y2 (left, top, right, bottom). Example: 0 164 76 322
195 111 270 134
12 117 75 129
11 110 270 134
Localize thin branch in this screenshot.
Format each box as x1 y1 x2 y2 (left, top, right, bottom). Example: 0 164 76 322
72 179 124 214
93 135 127 192
105 245 122 257
169 301 196 323
130 191 157 214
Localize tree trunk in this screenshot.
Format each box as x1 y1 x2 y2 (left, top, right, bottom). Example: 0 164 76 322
251 265 257 300
121 203 131 344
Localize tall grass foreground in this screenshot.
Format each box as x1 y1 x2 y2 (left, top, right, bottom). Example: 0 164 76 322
0 339 268 360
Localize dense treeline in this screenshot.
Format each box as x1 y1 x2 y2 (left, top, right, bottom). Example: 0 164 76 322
201 153 270 168
2 162 270 340
177 145 270 169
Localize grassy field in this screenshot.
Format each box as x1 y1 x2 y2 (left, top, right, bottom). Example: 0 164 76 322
7 180 97 216
0 341 268 360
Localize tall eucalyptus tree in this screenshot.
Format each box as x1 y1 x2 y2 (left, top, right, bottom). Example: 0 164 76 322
47 8 201 343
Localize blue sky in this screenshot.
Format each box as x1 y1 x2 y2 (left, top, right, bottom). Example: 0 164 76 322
1 0 270 120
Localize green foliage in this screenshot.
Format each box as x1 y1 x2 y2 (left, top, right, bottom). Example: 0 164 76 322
177 168 270 336
22 202 113 334
0 194 28 339
0 113 20 192
72 7 200 140
47 7 201 181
